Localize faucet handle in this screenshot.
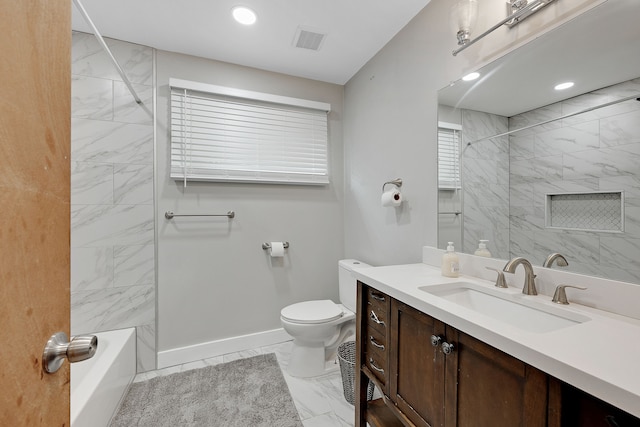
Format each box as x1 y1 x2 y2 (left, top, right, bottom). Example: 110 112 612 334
486 267 508 288
552 284 587 305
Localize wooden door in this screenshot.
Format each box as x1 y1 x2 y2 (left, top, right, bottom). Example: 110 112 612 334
444 328 548 427
389 300 445 427
0 0 71 425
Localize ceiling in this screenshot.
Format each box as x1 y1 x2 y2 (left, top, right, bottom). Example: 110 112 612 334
439 0 640 117
71 0 430 85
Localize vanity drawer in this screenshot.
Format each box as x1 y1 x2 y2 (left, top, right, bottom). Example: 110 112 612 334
365 339 387 385
365 328 387 366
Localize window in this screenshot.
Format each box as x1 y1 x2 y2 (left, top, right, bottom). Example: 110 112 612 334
170 78 330 185
438 122 462 190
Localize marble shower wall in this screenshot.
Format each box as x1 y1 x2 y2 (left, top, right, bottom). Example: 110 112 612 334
509 77 640 283
461 110 510 259
70 32 156 372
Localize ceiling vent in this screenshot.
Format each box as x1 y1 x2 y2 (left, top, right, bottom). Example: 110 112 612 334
293 26 326 51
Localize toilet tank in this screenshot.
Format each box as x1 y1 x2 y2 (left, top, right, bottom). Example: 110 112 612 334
338 259 372 313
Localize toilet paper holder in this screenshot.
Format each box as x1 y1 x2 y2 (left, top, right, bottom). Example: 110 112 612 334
382 178 403 193
262 242 290 250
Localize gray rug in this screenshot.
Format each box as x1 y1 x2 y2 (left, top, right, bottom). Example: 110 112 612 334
110 353 303 427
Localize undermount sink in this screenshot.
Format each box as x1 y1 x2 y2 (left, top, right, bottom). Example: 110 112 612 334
419 282 591 333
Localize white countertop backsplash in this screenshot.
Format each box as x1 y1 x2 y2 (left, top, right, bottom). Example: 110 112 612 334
352 246 640 418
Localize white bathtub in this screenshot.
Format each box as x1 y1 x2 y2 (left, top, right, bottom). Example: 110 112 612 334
71 328 137 427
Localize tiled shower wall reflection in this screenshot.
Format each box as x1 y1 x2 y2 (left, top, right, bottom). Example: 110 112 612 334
70 32 156 372
509 77 640 283
461 110 510 259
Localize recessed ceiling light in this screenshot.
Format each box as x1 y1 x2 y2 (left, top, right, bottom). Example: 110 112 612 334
462 72 480 81
554 81 574 91
232 6 257 25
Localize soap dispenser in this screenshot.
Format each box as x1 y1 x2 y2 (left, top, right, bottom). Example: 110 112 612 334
474 240 492 258
442 242 460 278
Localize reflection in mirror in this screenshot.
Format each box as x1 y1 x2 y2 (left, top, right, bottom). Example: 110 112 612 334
437 0 640 284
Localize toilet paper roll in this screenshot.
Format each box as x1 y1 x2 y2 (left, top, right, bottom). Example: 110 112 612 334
269 242 285 257
381 189 402 207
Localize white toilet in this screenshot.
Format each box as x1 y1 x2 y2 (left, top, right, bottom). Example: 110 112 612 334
280 259 371 378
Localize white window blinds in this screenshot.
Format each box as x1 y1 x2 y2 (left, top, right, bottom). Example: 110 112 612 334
169 78 331 185
438 122 462 190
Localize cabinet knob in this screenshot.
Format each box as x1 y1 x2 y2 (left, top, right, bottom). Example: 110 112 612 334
441 342 455 355
430 335 443 347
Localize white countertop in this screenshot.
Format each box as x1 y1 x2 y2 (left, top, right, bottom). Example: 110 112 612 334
353 263 640 418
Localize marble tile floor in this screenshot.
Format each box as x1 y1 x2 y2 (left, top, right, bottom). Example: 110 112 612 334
132 340 357 426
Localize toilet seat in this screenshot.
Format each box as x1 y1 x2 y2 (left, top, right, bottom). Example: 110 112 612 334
281 300 344 324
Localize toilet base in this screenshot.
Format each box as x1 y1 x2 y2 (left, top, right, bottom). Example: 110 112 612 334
286 340 343 378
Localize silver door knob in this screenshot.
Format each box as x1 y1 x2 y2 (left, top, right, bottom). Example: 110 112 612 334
42 332 98 373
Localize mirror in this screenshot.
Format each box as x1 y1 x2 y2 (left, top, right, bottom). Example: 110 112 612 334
437 0 640 284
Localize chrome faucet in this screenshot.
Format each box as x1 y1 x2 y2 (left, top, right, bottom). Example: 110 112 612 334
543 253 568 268
503 257 537 295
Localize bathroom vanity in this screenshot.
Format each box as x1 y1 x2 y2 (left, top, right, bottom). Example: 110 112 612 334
353 263 640 427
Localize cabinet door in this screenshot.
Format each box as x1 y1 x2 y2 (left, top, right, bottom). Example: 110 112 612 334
559 382 640 427
444 328 548 427
390 299 445 427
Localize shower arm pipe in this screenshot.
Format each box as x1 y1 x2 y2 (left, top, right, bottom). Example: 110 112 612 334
452 0 555 56
72 0 143 104
466 93 640 146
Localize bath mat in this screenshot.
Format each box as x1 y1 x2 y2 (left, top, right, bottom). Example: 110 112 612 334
110 353 302 427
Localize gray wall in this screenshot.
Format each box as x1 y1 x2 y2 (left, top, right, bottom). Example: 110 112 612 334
155 51 344 353
509 77 640 283
343 0 603 266
70 32 156 372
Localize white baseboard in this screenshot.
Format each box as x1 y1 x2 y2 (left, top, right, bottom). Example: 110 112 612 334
157 328 291 369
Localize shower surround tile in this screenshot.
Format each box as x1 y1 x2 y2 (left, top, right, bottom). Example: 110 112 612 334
71 285 155 335
114 164 153 205
114 244 155 288
71 204 154 248
507 76 640 284
71 161 114 205
72 118 153 164
600 109 640 147
600 236 640 271
72 32 153 85
562 143 640 180
509 102 562 135
113 81 153 125
71 75 113 120
71 32 156 372
533 121 600 155
71 246 113 292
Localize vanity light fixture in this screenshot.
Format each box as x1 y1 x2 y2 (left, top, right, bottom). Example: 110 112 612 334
452 0 479 46
554 81 575 91
232 6 257 26
453 0 558 56
462 72 480 81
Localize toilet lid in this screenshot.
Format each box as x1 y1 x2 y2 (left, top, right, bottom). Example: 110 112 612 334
281 300 344 324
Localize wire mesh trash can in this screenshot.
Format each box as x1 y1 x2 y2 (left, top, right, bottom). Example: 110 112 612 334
337 341 375 405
